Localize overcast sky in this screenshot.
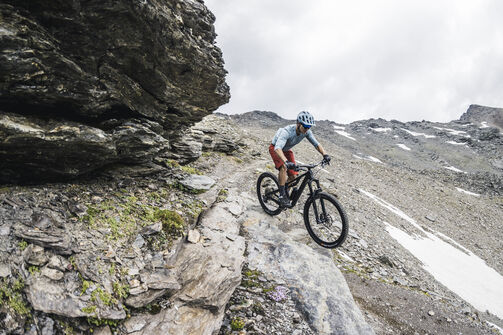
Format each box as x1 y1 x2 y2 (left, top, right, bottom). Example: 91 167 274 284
204 0 503 124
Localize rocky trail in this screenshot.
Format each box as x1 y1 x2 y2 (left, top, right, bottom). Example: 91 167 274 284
194 155 373 335
1 113 502 335
212 114 503 335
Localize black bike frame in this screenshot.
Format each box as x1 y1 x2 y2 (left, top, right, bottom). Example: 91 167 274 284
285 167 322 207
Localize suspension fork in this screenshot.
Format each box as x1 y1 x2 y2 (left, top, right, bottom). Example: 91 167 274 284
308 179 327 223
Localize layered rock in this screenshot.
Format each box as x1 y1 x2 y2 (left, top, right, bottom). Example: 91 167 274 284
244 219 374 335
166 114 245 163
0 0 229 182
461 104 503 130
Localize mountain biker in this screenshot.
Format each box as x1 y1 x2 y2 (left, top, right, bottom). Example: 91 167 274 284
269 111 330 207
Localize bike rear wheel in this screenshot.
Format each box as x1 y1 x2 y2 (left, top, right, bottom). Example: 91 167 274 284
256 172 282 216
303 192 348 248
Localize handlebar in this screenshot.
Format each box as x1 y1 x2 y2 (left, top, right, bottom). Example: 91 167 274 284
294 159 329 172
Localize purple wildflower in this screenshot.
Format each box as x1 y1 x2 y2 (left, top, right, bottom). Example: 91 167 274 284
267 285 288 302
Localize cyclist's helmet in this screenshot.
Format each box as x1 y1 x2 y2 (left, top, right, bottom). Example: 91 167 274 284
297 111 315 127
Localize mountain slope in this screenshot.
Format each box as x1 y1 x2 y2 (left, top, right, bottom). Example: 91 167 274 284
226 107 503 334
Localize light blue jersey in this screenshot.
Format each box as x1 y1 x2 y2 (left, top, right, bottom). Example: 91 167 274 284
272 124 320 151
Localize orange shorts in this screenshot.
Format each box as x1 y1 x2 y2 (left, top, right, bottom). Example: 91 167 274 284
269 144 298 176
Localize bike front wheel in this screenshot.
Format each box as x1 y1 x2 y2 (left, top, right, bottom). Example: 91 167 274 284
256 172 282 216
303 192 348 248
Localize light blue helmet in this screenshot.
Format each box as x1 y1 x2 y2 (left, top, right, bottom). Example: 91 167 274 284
297 111 315 126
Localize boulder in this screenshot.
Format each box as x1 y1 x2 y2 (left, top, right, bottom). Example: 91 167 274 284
124 190 246 334
179 175 215 192
26 275 126 320
0 0 229 182
165 114 244 163
14 224 74 256
245 219 375 335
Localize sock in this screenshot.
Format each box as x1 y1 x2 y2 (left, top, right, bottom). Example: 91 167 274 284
279 185 286 196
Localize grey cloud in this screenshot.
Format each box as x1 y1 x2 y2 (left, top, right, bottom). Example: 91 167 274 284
205 0 503 123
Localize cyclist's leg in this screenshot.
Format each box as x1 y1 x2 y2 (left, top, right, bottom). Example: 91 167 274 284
284 150 298 183
269 144 287 187
269 145 290 206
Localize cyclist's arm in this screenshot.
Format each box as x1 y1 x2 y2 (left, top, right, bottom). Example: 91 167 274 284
306 131 320 149
273 130 290 164
316 143 327 156
274 147 289 165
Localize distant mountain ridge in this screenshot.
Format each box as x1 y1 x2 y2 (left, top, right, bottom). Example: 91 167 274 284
230 104 503 195
461 104 503 130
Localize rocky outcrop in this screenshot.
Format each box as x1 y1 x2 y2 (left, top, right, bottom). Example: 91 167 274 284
461 105 503 130
166 114 245 163
244 219 374 335
122 191 246 335
0 0 229 182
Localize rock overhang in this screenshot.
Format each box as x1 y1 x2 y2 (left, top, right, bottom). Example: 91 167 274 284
0 0 230 182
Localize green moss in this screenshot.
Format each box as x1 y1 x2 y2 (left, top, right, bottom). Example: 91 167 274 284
90 287 116 307
18 240 28 250
180 165 203 175
87 317 120 328
217 188 228 202
28 266 40 275
170 182 205 194
230 317 245 331
81 305 97 314
154 209 185 236
0 277 30 317
80 279 91 296
165 159 180 168
112 282 129 300
233 157 243 164
244 269 261 279
69 256 77 270
262 287 274 293
58 320 75 335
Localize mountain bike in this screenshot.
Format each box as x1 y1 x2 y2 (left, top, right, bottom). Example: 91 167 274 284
256 160 348 248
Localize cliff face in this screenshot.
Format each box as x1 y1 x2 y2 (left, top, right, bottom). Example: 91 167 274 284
0 0 230 183
461 104 503 130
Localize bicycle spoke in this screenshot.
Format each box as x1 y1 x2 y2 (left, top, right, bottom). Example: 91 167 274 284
305 195 346 246
257 173 282 215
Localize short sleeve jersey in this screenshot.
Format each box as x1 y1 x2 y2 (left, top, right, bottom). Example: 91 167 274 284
272 124 320 151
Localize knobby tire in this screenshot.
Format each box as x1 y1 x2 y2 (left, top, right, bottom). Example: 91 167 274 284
256 172 282 216
303 192 348 248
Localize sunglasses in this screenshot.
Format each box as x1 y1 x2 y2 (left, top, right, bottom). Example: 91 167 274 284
301 123 311 129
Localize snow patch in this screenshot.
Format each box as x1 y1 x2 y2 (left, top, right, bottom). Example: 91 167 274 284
433 126 469 137
396 144 411 151
333 125 346 130
360 190 503 319
401 128 436 138
480 122 490 129
337 250 355 262
446 141 466 146
334 130 356 141
371 127 391 133
366 156 383 164
353 154 383 164
456 187 480 197
443 166 465 173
